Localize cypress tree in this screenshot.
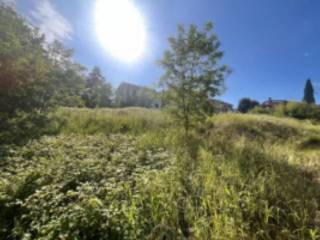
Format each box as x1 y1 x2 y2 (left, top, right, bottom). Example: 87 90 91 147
303 79 316 104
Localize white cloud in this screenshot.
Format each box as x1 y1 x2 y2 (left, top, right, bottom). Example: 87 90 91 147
29 0 73 42
1 0 16 7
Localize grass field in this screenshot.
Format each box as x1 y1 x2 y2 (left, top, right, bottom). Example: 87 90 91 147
1 108 320 239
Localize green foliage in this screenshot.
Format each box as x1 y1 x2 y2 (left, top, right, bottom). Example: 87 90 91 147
298 135 320 150
0 134 172 239
159 22 230 133
207 113 305 143
187 143 320 239
2 5 320 239
48 107 169 136
83 67 113 108
255 102 320 121
47 41 87 108
285 102 320 120
0 111 50 146
251 106 272 115
0 6 93 144
0 5 50 113
1 109 320 239
238 98 260 113
303 79 316 104
0 5 54 144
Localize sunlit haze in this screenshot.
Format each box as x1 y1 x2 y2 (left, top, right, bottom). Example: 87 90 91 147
94 0 147 63
2 1 320 238
12 0 320 104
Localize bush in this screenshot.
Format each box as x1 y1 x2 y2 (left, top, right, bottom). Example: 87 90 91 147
0 111 50 145
285 102 320 120
0 134 173 239
298 135 320 150
251 106 272 114
237 98 260 113
252 102 320 121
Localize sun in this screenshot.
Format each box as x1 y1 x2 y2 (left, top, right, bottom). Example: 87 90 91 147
95 0 147 63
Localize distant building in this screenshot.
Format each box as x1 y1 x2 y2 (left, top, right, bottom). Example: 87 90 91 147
207 99 234 113
115 82 161 108
262 97 288 108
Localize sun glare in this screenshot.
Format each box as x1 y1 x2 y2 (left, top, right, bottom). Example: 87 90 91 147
95 0 146 63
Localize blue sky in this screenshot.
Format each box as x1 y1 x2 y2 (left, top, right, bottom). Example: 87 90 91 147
12 0 320 105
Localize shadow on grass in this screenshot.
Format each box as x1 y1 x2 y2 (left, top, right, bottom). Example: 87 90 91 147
232 144 320 239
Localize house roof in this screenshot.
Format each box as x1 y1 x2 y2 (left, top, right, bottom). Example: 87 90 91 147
210 99 233 108
116 82 156 93
262 98 288 106
117 82 142 90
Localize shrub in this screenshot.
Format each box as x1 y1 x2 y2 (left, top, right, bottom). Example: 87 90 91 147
0 111 50 146
298 135 320 150
252 102 320 121
0 134 173 239
285 102 320 120
237 98 260 113
250 106 272 114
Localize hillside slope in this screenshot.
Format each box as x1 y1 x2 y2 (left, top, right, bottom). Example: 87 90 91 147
1 109 320 239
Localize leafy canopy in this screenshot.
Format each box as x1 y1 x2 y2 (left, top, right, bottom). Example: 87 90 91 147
0 5 54 144
238 98 260 113
83 66 113 108
0 5 51 115
159 22 230 133
47 40 88 107
0 5 109 144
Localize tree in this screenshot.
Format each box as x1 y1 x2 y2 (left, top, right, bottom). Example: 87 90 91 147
0 5 89 144
237 98 260 113
0 5 54 144
159 22 230 134
47 40 86 107
83 67 113 108
303 79 316 104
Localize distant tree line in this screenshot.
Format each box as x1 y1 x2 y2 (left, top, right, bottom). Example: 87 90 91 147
237 98 260 113
0 5 144 144
1 2 265 145
237 79 319 120
1 2 234 145
3 0 317 146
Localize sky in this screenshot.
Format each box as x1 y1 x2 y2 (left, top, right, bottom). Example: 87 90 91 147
10 0 320 105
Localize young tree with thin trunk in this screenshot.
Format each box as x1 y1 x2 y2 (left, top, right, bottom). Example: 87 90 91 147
159 22 230 134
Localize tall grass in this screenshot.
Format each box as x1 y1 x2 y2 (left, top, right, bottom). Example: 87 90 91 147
133 113 320 239
49 107 170 135
1 109 320 239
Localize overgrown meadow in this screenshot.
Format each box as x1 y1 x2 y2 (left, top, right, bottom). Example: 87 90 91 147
1 108 320 239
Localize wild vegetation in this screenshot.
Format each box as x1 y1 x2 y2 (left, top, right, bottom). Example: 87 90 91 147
1 109 320 239
0 5 114 145
252 101 320 121
159 22 230 133
1 3 320 240
238 98 260 113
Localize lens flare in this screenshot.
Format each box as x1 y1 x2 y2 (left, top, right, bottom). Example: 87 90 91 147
95 0 147 63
